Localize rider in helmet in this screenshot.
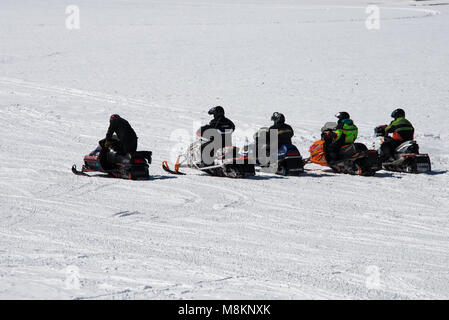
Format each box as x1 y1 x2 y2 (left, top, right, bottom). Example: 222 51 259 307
324 111 358 162
379 108 414 161
104 114 138 155
269 112 294 146
199 106 235 164
252 112 294 164
200 106 235 146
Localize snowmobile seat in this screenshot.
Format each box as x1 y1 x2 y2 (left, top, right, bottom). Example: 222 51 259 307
395 140 419 154
338 143 368 159
339 144 356 159
131 151 152 164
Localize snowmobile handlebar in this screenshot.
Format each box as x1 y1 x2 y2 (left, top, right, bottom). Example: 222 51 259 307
374 125 387 137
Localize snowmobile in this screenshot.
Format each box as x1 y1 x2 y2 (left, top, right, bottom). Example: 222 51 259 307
304 122 381 176
162 131 255 178
374 125 431 173
72 137 152 180
244 127 304 176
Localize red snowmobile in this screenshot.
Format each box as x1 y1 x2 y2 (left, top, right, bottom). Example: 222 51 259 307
72 137 152 180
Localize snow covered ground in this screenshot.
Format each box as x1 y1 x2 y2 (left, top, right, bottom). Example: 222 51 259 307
0 0 448 299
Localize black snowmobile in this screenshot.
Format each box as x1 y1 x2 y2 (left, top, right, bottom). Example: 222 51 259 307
306 122 381 176
327 143 381 176
162 131 255 178
374 125 431 173
72 137 152 180
244 127 304 176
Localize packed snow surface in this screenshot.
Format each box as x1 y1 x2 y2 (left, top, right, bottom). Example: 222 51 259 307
0 0 448 299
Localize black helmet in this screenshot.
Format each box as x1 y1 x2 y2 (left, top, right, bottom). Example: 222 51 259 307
110 114 120 121
335 112 350 121
271 112 285 125
391 108 405 119
208 106 225 118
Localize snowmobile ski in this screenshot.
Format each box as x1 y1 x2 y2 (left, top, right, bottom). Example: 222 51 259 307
162 161 186 175
161 160 231 175
71 165 91 177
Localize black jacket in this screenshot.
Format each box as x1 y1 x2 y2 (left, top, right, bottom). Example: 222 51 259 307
202 116 235 133
268 123 294 146
106 117 137 144
200 116 235 147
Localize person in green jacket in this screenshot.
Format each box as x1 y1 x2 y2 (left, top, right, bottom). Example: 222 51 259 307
379 108 414 161
323 111 358 162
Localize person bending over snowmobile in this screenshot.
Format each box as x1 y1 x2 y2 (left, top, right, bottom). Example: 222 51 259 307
104 114 138 155
379 108 414 161
199 106 235 149
323 111 358 162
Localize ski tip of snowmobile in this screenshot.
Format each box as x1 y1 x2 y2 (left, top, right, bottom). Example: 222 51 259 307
162 161 186 175
72 164 91 177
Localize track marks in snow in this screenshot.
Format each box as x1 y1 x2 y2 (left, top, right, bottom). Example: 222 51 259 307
0 76 189 116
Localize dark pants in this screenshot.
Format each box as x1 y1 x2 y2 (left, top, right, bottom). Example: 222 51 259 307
326 140 345 163
379 137 401 161
111 137 138 155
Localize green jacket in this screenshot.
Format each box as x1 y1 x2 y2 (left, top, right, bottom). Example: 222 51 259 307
385 117 414 141
335 119 358 144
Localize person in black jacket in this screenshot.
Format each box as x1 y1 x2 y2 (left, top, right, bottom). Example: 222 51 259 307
252 112 294 165
269 112 294 147
104 114 138 155
200 106 235 148
198 106 235 165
